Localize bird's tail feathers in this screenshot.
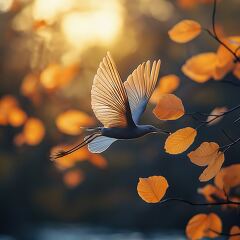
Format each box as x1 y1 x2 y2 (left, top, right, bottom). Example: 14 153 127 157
50 132 101 160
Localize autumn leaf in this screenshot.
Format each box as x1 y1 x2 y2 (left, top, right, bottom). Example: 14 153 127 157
197 184 226 203
165 127 197 154
182 52 217 83
229 226 240 240
233 63 240 79
214 164 240 193
153 94 185 120
199 152 225 182
137 176 169 203
168 19 201 43
186 213 222 240
23 118 45 145
216 36 240 68
63 169 84 188
56 110 95 135
89 154 108 169
188 142 220 166
8 107 27 127
40 63 79 90
150 75 180 104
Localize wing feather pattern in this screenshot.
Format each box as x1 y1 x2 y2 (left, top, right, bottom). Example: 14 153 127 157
124 60 161 123
91 52 134 128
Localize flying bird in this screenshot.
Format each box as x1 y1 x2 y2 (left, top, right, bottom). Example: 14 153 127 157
52 52 169 159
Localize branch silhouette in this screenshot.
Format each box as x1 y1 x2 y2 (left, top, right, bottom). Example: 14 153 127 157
158 197 240 206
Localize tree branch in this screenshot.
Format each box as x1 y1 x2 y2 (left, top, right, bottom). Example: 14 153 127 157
204 0 240 62
158 197 240 206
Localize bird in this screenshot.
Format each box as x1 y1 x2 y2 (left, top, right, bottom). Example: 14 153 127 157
51 52 170 159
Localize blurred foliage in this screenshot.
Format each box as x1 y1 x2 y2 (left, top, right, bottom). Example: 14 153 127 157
0 0 240 237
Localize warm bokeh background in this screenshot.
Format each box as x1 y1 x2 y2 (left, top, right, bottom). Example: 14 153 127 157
0 0 239 239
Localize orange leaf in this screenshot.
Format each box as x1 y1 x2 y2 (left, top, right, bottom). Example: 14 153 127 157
89 154 108 169
56 110 95 135
186 213 209 240
168 19 201 43
8 107 27 127
188 142 220 166
182 52 217 83
150 75 180 104
197 184 226 203
165 127 197 154
206 213 222 238
23 118 45 145
214 164 240 193
63 169 84 188
137 176 169 203
153 94 185 120
229 226 240 240
186 213 222 240
233 63 240 80
216 36 240 68
199 152 224 182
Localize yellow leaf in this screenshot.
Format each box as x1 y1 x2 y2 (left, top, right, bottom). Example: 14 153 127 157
186 213 222 240
214 164 240 193
168 19 201 43
8 107 27 127
137 176 169 203
150 75 180 104
205 213 222 238
198 184 226 203
23 118 45 145
229 226 240 240
186 214 209 240
233 63 240 79
165 127 197 154
56 110 95 135
199 152 224 182
89 154 108 169
63 169 84 188
153 94 185 120
188 142 220 166
182 52 217 83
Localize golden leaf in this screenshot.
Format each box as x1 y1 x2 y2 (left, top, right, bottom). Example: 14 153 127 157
150 75 180 104
165 127 197 154
56 110 95 135
168 19 201 43
186 213 222 240
188 142 220 166
137 176 169 203
182 52 217 83
199 152 224 182
153 94 185 120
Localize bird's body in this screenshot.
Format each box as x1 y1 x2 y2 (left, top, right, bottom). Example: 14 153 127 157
52 52 169 159
102 125 157 139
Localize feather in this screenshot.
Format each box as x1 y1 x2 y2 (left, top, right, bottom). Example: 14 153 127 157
91 52 135 128
124 60 161 123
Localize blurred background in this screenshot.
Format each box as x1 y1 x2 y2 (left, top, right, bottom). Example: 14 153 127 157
0 0 239 239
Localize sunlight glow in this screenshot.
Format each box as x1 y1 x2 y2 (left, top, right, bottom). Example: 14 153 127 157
0 0 13 12
61 2 123 50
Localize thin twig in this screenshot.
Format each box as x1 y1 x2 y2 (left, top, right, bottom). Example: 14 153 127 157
158 197 240 206
203 0 240 62
209 229 240 237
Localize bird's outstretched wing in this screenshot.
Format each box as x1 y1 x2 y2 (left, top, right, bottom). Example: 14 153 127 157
91 52 135 128
124 60 161 124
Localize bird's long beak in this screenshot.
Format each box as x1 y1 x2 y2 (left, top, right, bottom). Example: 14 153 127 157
156 128 171 135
